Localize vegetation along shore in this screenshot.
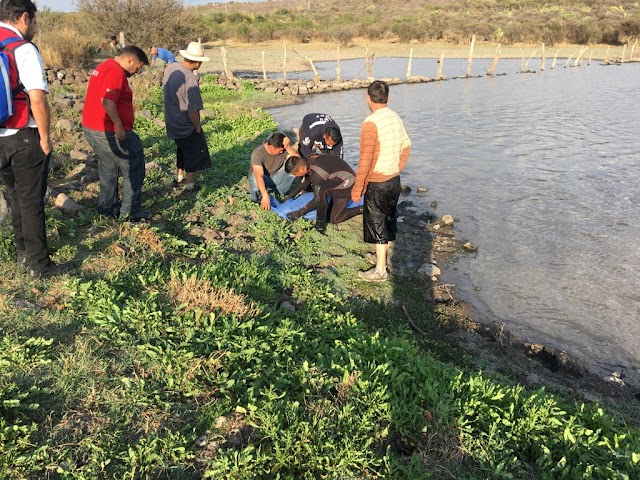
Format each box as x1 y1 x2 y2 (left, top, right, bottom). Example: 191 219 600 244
0 0 639 478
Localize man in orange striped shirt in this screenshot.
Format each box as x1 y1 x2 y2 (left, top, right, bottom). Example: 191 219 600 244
351 80 411 282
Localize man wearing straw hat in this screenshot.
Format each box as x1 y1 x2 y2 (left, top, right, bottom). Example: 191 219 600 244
163 41 212 192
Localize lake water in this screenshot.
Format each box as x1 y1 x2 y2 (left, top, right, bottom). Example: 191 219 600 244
268 57 640 386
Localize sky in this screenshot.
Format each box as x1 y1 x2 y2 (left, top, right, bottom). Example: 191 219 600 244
37 0 264 13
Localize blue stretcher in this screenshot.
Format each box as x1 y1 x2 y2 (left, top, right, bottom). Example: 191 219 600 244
270 192 364 221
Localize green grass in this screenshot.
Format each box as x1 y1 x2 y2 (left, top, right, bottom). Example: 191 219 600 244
0 77 639 479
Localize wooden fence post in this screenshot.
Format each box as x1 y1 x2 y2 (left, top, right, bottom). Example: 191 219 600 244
604 46 610 63
466 35 476 77
365 46 375 79
573 47 588 66
436 53 444 79
524 49 536 71
551 50 559 69
621 44 627 63
293 48 321 85
282 39 287 81
631 39 638 61
119 31 126 47
540 43 545 71
336 45 341 81
261 51 267 80
219 47 234 81
406 48 413 78
564 54 573 68
487 44 501 75
588 49 593 65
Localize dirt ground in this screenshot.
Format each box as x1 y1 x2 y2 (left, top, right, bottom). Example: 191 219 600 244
199 37 621 76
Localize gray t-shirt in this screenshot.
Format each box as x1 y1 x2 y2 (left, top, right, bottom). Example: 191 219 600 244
162 62 203 140
250 144 287 174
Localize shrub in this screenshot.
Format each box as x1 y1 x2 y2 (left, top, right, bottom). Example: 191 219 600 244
332 26 354 47
39 27 94 68
75 0 199 52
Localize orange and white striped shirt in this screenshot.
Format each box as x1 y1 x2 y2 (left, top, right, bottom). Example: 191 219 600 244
353 106 411 197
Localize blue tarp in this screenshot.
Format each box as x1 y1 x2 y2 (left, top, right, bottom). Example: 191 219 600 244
271 192 364 221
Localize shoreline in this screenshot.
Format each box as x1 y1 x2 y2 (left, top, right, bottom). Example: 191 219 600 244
265 103 640 415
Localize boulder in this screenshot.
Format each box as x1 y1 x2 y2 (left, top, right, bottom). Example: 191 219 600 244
441 214 455 226
54 193 84 213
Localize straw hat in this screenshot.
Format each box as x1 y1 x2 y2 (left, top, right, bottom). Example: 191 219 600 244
179 42 210 62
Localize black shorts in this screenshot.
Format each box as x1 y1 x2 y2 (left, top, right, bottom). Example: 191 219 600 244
175 131 212 173
363 176 401 244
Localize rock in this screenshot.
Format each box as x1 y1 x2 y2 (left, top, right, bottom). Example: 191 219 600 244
463 242 477 252
432 224 441 231
12 298 42 311
430 201 438 208
280 300 296 312
0 192 10 225
400 185 411 193
214 416 227 428
55 119 76 132
195 435 208 448
70 150 91 162
441 214 455 226
65 163 87 179
80 171 99 184
416 186 428 193
418 263 441 277
54 193 84 213
524 373 540 386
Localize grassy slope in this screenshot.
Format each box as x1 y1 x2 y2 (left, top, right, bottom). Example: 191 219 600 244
0 78 639 478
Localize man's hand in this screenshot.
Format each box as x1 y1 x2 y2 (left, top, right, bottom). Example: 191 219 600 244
260 195 271 211
115 124 126 142
40 138 53 156
287 209 302 220
283 136 291 148
351 191 362 203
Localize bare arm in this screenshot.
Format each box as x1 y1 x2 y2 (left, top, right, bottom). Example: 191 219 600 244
28 89 52 155
188 110 201 133
282 136 299 158
352 121 378 202
252 164 271 210
102 98 125 141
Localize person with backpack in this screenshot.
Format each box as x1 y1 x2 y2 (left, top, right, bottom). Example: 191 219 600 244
0 0 66 278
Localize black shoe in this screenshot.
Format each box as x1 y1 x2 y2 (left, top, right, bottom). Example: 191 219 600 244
28 262 68 279
315 221 328 234
121 210 152 222
16 252 28 270
97 206 120 218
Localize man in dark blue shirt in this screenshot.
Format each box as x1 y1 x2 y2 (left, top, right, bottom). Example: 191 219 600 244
298 113 343 160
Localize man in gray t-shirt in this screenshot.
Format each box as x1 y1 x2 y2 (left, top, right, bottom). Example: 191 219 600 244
248 132 300 210
162 41 212 191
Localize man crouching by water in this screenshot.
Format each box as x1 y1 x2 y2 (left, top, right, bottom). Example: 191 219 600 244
248 132 300 210
351 80 411 282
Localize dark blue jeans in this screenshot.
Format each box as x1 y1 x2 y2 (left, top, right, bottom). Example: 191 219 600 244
0 128 52 271
83 127 145 216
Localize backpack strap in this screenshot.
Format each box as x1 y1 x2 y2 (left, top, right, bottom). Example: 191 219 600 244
0 36 28 99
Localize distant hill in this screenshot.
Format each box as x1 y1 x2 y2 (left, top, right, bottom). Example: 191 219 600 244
195 0 640 46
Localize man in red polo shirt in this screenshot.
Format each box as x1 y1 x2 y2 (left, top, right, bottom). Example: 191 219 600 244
82 45 150 221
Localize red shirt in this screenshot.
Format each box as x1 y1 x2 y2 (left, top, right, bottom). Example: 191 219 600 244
82 58 134 131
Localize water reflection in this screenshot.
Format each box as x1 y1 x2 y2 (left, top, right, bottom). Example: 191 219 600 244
269 58 640 385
